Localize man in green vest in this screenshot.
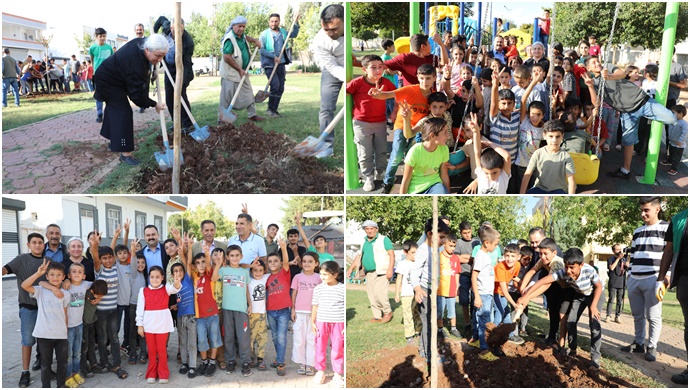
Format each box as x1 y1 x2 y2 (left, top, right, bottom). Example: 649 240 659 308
360 220 395 323
219 16 264 122
259 13 300 117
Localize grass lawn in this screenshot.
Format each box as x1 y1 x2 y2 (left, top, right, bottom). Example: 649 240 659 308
88 71 342 193
1 92 95 131
346 288 667 388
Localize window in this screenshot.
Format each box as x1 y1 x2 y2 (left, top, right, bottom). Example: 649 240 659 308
105 204 122 238
135 211 146 239
154 215 163 237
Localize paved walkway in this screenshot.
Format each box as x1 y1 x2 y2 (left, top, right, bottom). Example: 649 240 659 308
348 282 688 387
2 278 341 388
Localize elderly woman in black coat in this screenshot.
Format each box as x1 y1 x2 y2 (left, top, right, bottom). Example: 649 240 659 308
94 34 168 165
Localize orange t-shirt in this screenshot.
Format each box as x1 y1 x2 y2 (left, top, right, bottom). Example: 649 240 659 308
394 85 430 130
493 261 521 295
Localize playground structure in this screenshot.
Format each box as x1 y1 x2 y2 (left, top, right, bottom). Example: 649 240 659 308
345 2 682 191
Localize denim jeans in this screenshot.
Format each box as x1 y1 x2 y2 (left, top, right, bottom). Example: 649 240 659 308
267 307 290 364
67 324 83 376
3 77 20 106
96 309 121 367
566 291 602 362
476 294 493 350
80 322 97 371
19 306 38 347
493 294 516 337
96 99 104 116
620 99 677 146
421 182 449 194
128 304 147 358
265 63 286 113
319 69 343 146
385 98 395 121
117 304 131 349
383 129 413 185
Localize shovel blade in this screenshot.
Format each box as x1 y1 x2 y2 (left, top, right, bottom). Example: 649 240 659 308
291 136 326 157
154 150 171 172
254 90 269 103
219 106 237 123
190 126 210 142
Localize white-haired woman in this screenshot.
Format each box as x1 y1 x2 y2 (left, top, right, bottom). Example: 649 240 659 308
93 34 169 165
61 237 96 281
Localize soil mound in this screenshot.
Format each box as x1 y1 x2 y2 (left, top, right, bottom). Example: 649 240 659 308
141 123 343 194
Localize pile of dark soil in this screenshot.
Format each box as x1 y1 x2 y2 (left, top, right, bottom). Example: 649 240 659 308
349 340 637 388
141 122 342 194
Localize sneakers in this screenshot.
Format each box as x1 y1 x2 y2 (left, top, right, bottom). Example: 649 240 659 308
266 110 282 118
241 362 251 377
32 359 41 371
668 169 678 176
382 182 394 194
645 347 657 361
660 160 672 166
468 339 480 348
363 177 375 192
179 363 189 375
508 335 525 345
607 168 633 180
602 316 609 323
205 361 217 377
225 361 236 374
197 362 207 376
82 367 94 378
297 364 307 375
332 373 344 387
119 154 140 166
72 374 85 385
589 360 601 371
621 342 646 353
159 379 169 384
305 365 315 376
450 328 462 338
479 351 499 361
313 370 325 384
187 368 196 379
438 328 448 338
276 364 286 376
146 378 156 384
19 371 30 388
671 369 688 385
614 317 621 323
96 114 103 123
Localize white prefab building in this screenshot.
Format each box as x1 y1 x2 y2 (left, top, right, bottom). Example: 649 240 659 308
2 13 47 61
2 198 26 267
3 196 187 267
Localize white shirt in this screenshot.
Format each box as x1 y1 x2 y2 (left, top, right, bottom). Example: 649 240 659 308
475 166 510 195
310 29 344 82
395 259 415 297
473 250 495 295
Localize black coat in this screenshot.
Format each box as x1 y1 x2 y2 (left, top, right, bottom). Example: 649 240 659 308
136 242 171 278
154 16 195 83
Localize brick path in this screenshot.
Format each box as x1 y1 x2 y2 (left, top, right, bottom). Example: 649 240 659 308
2 278 341 388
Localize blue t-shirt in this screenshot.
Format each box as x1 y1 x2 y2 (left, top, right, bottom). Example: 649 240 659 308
218 266 250 312
176 274 195 317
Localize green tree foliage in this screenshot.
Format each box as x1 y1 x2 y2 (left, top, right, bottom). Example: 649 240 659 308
554 2 688 49
351 2 474 37
74 33 94 56
291 3 323 67
166 201 235 240
346 197 527 245
549 196 688 247
280 196 345 230
185 12 213 57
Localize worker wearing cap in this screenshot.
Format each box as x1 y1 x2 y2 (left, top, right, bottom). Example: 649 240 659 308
359 220 395 323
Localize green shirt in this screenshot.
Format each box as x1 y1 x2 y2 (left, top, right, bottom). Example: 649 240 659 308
308 245 335 262
217 266 250 312
223 32 250 69
88 43 114 71
404 143 450 194
361 233 393 272
526 147 576 192
381 53 396 85
471 245 503 267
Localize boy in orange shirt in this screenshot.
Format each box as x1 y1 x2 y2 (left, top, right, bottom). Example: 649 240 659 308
370 63 435 194
493 244 524 344
437 235 462 338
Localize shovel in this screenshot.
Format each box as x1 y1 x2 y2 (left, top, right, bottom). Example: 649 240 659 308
160 61 210 142
153 64 182 171
255 10 300 103
219 47 260 123
291 107 344 158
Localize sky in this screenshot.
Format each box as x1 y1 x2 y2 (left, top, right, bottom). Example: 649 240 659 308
489 2 554 27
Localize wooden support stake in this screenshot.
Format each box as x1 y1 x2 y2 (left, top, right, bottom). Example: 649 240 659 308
431 196 438 388
172 2 182 194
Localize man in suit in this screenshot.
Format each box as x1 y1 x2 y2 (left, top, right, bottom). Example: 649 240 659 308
192 220 227 256
137 225 170 273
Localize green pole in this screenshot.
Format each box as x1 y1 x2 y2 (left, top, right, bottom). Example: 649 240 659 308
345 2 360 190
641 2 679 184
410 2 420 34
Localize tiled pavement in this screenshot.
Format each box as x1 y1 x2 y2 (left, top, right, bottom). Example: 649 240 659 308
2 278 342 388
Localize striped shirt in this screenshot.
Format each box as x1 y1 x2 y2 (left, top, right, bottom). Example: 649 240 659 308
630 221 669 279
95 265 119 311
490 110 521 161
552 263 600 296
312 282 344 323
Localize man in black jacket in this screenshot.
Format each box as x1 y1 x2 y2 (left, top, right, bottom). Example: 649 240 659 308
136 224 171 276
605 244 628 323
154 16 195 132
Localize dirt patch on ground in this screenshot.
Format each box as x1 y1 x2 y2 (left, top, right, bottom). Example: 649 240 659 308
347 340 638 388
140 122 343 194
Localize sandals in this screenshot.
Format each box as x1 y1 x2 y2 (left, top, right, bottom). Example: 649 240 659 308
111 365 128 379
603 144 610 152
276 364 286 376
128 355 137 365
257 360 267 371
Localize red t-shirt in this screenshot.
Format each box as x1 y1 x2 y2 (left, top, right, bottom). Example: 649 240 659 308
438 252 461 297
346 76 396 122
266 268 292 311
393 85 430 130
589 45 601 57
384 52 440 86
494 261 521 295
539 18 551 35
194 270 219 318
573 64 588 96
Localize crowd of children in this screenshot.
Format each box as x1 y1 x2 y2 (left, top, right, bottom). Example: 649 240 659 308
7 220 345 388
390 219 607 372
349 26 687 194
